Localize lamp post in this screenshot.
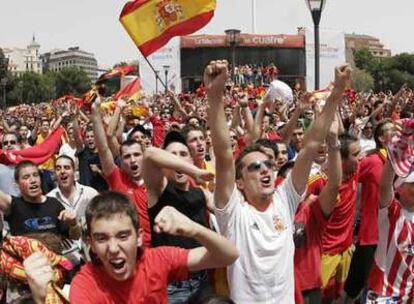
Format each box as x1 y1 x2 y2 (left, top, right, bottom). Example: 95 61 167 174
305 0 327 90
163 65 170 94
155 70 160 94
225 29 241 82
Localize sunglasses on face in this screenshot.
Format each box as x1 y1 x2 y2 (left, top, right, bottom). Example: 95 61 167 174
246 160 274 172
3 140 17 146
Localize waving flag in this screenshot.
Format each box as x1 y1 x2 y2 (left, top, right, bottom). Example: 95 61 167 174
113 76 142 101
0 128 64 165
96 65 136 84
120 0 216 57
387 119 414 177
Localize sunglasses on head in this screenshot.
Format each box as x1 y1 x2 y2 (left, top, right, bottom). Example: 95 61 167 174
246 160 274 172
3 140 17 146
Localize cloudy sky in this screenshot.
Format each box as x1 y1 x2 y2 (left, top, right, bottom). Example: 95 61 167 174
1 0 412 68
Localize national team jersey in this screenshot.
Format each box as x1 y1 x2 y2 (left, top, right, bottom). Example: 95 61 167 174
367 200 414 303
322 169 359 255
357 149 387 245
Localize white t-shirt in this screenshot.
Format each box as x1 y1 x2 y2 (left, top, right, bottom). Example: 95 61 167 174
360 136 376 155
215 174 303 304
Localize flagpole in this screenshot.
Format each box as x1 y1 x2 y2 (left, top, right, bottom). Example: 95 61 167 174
142 56 168 93
251 0 257 33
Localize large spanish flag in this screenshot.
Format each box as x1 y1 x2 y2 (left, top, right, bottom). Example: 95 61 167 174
120 0 216 57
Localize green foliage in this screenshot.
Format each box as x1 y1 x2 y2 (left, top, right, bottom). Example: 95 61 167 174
4 66 91 106
6 72 55 105
352 68 374 92
54 66 91 96
0 48 8 79
353 49 414 92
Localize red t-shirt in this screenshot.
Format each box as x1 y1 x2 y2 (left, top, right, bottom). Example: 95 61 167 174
150 116 167 147
106 167 151 248
70 247 189 304
322 168 359 254
264 131 281 141
307 172 327 196
357 150 386 245
294 199 329 292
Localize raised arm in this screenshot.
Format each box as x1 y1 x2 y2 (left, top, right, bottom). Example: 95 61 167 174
277 99 305 144
0 190 12 214
291 65 351 194
90 97 116 176
318 117 342 217
379 159 395 209
143 147 214 208
250 99 266 142
154 206 238 271
72 109 85 152
204 60 235 209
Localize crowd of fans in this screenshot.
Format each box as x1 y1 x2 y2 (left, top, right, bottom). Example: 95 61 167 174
233 63 280 86
0 59 413 304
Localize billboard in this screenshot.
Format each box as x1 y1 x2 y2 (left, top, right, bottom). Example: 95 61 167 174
137 37 181 94
305 28 346 90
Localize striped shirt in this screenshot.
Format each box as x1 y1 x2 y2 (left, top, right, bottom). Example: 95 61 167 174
367 200 414 303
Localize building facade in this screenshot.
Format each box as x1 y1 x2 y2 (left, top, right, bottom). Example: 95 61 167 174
345 33 391 65
3 36 42 74
41 47 98 83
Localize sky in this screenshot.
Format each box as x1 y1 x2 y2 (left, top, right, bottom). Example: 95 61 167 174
0 0 413 69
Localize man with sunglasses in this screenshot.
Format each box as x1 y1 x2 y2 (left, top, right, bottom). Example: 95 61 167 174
204 59 351 303
0 132 21 196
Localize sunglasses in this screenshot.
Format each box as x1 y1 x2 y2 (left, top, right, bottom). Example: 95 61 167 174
3 140 17 146
246 160 274 172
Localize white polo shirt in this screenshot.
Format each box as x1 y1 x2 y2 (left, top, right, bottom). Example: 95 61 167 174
215 174 303 304
47 182 98 221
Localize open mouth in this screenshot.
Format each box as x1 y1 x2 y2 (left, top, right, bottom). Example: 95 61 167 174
176 171 184 178
60 175 68 181
130 165 139 171
109 259 126 272
29 185 39 191
260 176 272 187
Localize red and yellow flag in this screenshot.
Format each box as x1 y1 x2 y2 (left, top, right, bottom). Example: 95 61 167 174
120 0 216 57
113 77 142 101
96 65 136 83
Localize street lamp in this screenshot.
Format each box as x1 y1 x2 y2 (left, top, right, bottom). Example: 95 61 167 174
155 70 160 94
163 65 170 94
305 0 327 90
225 29 241 82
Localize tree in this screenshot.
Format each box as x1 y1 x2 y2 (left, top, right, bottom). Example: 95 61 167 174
5 72 56 106
0 48 8 80
352 68 374 92
353 48 376 72
54 67 91 96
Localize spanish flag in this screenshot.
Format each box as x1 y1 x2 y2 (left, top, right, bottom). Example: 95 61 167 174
120 0 216 57
113 77 142 101
97 65 136 84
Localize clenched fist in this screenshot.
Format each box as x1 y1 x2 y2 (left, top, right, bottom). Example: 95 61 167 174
203 60 229 100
